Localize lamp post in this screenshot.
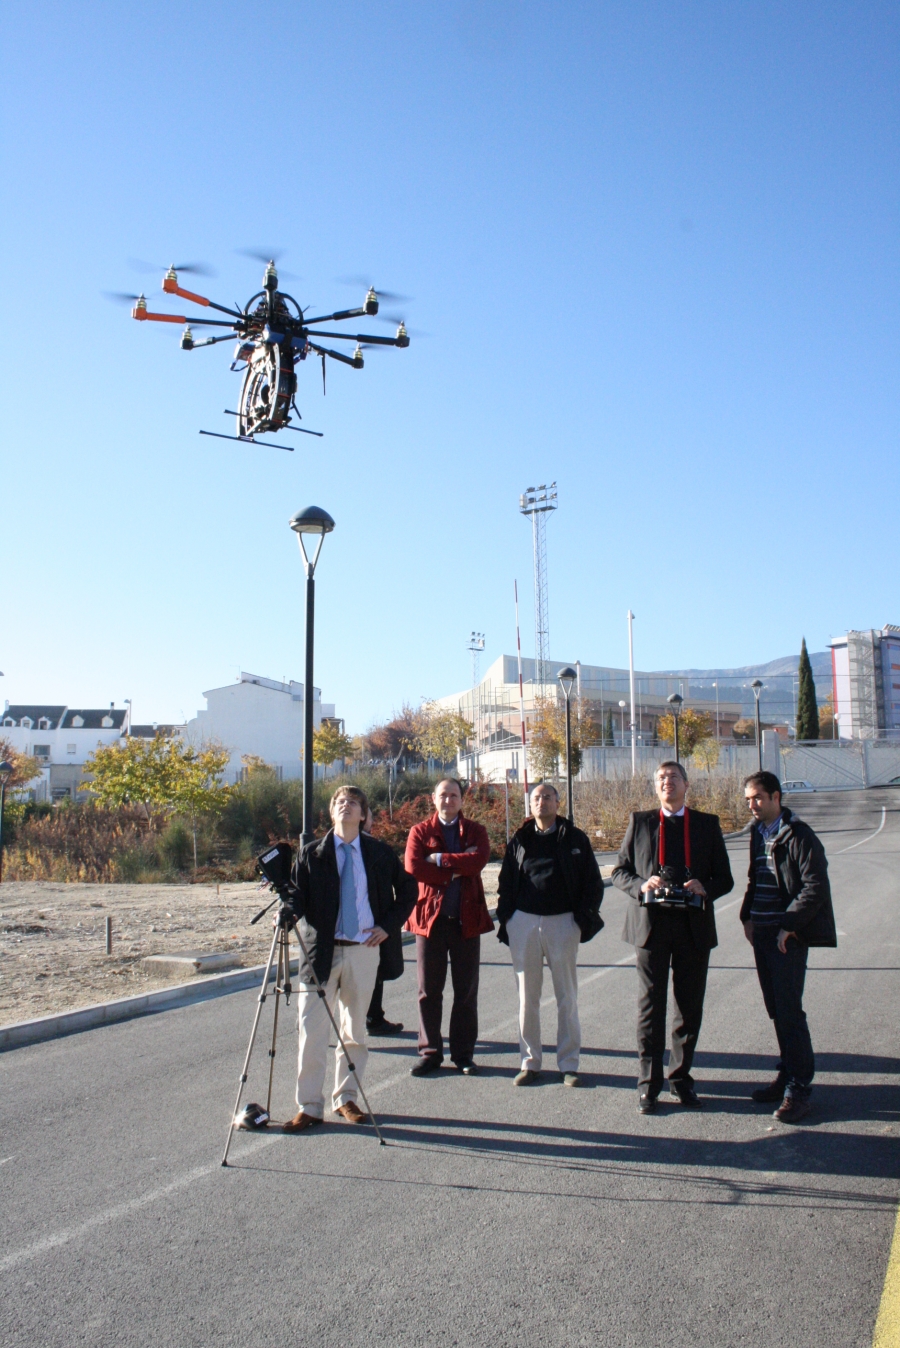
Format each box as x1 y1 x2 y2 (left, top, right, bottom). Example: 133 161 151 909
558 666 576 823
750 679 763 771
0 761 13 885
290 507 335 846
618 699 627 744
667 693 683 763
712 681 719 742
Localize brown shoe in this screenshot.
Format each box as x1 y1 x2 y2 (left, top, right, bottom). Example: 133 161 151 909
334 1101 369 1125
282 1111 323 1133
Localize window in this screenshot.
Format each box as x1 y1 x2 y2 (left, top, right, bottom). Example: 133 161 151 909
71 715 84 727
34 745 51 760
67 744 76 754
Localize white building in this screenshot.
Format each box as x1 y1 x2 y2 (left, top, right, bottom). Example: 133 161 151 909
0 702 130 801
180 671 337 782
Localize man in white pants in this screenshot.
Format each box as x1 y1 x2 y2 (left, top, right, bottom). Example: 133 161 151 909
497 782 604 1086
283 785 416 1131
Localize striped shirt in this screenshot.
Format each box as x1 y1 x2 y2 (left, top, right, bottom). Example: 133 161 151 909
750 814 789 926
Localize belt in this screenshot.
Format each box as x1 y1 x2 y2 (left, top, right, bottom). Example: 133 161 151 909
334 938 361 946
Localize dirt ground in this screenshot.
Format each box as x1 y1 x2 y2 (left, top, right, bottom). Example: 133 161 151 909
0 866 503 1027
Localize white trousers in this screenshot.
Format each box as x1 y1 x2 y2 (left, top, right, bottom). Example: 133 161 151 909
296 943 380 1118
507 909 581 1072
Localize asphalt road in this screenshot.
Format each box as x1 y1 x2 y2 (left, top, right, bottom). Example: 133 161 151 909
1 789 898 1348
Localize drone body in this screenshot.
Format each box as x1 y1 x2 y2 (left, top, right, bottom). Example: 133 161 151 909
130 261 409 445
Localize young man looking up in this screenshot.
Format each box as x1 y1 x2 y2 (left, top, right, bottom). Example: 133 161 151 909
405 779 492 1076
742 771 836 1124
284 785 416 1132
613 761 733 1114
497 781 604 1087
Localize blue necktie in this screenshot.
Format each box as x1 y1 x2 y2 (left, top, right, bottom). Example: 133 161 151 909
338 841 359 940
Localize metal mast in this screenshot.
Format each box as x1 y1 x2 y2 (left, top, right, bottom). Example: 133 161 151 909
519 483 557 692
467 631 485 688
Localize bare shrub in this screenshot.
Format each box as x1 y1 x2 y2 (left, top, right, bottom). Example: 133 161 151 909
576 773 749 852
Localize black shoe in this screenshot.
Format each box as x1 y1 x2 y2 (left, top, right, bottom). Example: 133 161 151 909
752 1077 788 1103
638 1090 658 1114
454 1059 478 1075
774 1094 811 1124
669 1083 702 1109
367 1017 404 1035
410 1057 443 1076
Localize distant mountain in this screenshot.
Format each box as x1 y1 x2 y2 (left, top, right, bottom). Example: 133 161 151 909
659 652 831 681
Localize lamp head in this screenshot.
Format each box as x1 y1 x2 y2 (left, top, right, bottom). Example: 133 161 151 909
667 692 683 716
558 666 576 699
750 679 763 700
290 507 335 537
0 760 13 786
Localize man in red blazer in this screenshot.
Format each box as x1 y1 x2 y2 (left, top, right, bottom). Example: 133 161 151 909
404 778 493 1075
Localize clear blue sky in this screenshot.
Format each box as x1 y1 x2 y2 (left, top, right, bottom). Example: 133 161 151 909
2 2 897 732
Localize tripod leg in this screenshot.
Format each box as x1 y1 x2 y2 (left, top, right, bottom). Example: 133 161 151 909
289 922 387 1146
222 922 281 1167
265 930 286 1115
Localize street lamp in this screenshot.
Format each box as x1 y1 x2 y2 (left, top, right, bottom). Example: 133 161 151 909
667 693 683 762
750 679 764 771
618 699 627 744
290 506 335 845
0 761 13 885
558 666 576 823
712 681 719 742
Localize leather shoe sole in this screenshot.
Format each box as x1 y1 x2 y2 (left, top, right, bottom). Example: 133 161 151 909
334 1102 369 1124
282 1111 323 1133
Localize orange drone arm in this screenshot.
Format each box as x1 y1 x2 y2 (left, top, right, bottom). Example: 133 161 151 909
162 277 210 306
132 307 188 323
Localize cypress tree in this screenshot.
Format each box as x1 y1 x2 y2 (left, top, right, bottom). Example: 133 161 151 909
796 637 820 741
604 710 615 745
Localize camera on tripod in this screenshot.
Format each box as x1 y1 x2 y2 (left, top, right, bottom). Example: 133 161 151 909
640 865 703 909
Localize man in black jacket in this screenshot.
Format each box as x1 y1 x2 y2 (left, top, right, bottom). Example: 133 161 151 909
283 785 416 1132
741 771 836 1124
497 782 604 1087
613 761 733 1113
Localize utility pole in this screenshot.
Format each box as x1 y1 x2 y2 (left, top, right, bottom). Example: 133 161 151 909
519 483 557 693
627 610 636 777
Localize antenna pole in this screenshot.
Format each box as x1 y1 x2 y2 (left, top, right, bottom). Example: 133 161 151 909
515 580 529 817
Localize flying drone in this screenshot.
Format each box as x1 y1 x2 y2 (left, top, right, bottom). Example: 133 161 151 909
123 258 409 449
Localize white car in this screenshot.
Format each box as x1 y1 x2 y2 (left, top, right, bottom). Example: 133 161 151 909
782 780 815 793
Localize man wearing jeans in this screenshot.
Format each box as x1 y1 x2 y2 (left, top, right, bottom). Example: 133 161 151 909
497 782 604 1087
742 771 837 1124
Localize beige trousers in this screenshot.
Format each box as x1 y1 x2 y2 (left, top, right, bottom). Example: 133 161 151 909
296 942 380 1117
507 909 581 1072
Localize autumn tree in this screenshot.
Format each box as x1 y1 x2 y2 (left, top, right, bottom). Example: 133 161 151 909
796 637 820 741
413 702 473 767
690 736 720 775
527 697 595 782
169 743 231 868
363 704 426 765
0 738 43 792
818 694 836 739
656 709 713 758
313 721 354 767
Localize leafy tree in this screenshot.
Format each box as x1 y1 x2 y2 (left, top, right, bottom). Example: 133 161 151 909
413 702 473 767
656 708 713 758
0 737 43 792
690 737 720 775
313 721 354 767
363 704 425 764
169 743 231 869
81 734 176 810
796 637 820 741
818 694 836 739
527 697 594 782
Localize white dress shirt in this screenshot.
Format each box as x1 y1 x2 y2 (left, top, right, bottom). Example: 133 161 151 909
334 832 376 942
660 806 686 817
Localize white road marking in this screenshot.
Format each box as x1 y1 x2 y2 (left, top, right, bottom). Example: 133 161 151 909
833 807 887 855
0 1157 14 1166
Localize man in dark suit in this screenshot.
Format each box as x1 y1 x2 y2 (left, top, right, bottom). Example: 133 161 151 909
612 761 733 1114
283 785 417 1132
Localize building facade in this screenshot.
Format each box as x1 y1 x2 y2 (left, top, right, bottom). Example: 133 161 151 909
0 703 130 800
179 671 336 782
830 625 900 739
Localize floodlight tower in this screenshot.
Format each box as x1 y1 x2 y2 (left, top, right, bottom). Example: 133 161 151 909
467 631 485 688
519 483 557 692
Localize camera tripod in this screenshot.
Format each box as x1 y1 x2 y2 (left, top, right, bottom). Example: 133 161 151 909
221 899 385 1165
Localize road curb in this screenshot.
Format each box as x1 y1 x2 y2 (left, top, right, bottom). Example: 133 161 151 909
0 931 422 1053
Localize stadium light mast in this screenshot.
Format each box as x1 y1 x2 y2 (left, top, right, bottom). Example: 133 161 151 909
519 483 557 693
